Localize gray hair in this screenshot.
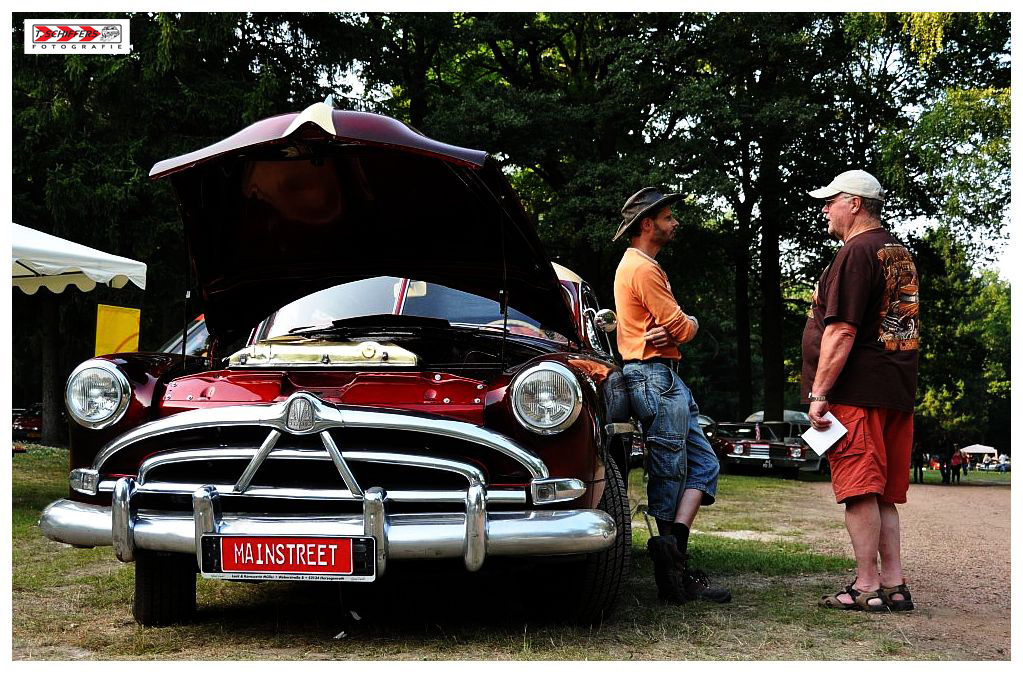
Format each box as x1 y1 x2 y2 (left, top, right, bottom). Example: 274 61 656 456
860 197 883 220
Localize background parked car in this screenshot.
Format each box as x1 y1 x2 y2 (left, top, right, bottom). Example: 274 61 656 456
709 421 816 478
12 402 43 441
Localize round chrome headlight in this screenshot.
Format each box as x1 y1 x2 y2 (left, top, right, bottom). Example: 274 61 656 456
65 360 131 429
510 362 582 435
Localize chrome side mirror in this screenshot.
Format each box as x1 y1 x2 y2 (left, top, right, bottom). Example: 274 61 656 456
594 309 617 333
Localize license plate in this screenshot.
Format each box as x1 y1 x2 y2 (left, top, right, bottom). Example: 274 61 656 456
199 535 376 582
762 460 773 469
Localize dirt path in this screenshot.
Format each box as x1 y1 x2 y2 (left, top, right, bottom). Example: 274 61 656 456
791 478 1011 659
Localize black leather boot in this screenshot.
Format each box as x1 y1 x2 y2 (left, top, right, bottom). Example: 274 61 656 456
646 535 689 604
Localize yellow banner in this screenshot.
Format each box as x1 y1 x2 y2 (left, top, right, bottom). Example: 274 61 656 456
95 304 141 356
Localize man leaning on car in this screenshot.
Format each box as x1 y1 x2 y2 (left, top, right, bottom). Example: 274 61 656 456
612 187 731 605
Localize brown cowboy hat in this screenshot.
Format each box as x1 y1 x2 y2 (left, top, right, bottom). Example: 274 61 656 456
612 187 683 241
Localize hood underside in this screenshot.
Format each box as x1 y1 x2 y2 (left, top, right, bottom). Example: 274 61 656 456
151 104 578 345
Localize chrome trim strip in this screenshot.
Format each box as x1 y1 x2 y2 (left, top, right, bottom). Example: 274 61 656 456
137 448 267 483
122 445 527 504
111 477 136 561
319 430 364 497
103 480 527 504
234 429 281 493
92 393 548 479
345 451 486 485
40 500 616 558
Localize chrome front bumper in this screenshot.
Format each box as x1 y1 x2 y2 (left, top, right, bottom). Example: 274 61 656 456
43 393 618 577
39 484 616 578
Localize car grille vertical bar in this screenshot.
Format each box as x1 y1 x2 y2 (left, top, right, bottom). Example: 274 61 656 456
234 429 281 493
320 430 364 497
464 482 486 571
111 477 137 562
193 485 222 570
363 487 387 575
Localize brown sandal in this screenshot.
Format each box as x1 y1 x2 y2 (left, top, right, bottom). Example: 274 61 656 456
819 582 887 612
880 584 915 612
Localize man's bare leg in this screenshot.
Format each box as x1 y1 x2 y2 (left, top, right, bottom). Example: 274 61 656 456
835 494 883 606
878 501 906 599
675 488 704 527
655 488 704 534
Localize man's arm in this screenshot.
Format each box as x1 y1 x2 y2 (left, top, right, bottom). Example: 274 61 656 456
644 317 698 348
809 320 857 429
634 265 697 345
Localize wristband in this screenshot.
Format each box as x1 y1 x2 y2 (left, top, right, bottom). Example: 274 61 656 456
807 392 828 403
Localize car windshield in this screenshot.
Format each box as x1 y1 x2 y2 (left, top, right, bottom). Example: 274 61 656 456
256 276 568 343
158 315 210 356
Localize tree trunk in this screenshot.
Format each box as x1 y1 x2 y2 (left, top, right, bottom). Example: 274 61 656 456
758 140 785 423
733 210 753 419
40 292 64 446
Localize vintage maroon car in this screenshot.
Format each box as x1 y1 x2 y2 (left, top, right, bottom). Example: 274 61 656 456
40 101 635 626
13 402 43 441
708 422 814 478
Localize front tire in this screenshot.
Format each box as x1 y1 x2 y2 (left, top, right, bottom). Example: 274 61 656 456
556 455 632 624
133 551 197 626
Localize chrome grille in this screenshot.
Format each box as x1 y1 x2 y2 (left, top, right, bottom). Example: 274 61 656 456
747 444 771 459
91 394 548 509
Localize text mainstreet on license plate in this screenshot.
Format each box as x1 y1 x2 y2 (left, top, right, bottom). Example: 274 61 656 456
200 535 376 582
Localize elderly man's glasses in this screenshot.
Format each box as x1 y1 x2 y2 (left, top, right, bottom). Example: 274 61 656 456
823 195 849 208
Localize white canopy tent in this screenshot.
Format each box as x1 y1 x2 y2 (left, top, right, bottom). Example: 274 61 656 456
12 222 146 294
961 444 997 455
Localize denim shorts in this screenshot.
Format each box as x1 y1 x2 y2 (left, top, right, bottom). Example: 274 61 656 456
623 361 719 521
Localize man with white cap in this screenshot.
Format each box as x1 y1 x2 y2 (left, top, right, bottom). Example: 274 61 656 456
803 169 919 613
612 187 731 605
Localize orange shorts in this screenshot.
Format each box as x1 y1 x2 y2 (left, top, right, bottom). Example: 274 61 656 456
827 404 913 504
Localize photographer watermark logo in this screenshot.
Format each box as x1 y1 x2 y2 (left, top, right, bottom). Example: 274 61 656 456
24 19 131 53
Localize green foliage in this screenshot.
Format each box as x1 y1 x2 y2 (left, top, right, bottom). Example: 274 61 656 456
11 11 1011 446
910 226 1009 449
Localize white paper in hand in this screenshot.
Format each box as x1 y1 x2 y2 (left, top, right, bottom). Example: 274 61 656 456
801 412 848 456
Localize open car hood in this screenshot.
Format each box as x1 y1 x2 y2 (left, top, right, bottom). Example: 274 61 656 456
151 102 579 345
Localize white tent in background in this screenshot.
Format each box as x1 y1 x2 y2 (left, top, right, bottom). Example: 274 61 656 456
12 222 146 294
961 444 997 455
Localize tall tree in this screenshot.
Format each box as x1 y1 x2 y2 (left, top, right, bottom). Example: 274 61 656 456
12 12 360 443
910 226 1008 451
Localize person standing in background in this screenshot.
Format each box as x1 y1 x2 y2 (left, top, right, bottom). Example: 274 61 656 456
911 444 925 484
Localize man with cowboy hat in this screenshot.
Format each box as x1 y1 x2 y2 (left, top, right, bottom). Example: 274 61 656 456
613 187 731 605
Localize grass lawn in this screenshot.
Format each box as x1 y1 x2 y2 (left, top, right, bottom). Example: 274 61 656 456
912 467 1010 486
11 444 956 660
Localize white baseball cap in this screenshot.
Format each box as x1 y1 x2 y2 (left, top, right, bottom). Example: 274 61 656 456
808 169 885 201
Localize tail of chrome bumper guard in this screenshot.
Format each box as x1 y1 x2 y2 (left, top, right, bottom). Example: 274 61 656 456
40 480 615 577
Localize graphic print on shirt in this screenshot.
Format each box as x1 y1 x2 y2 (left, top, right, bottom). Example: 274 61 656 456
876 243 919 351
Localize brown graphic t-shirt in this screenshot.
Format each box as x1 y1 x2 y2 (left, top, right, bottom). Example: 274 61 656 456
801 228 919 412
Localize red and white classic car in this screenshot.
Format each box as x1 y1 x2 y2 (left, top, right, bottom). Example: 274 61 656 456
40 101 635 626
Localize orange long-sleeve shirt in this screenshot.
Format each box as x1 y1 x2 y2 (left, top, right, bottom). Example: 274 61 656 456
613 247 696 361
